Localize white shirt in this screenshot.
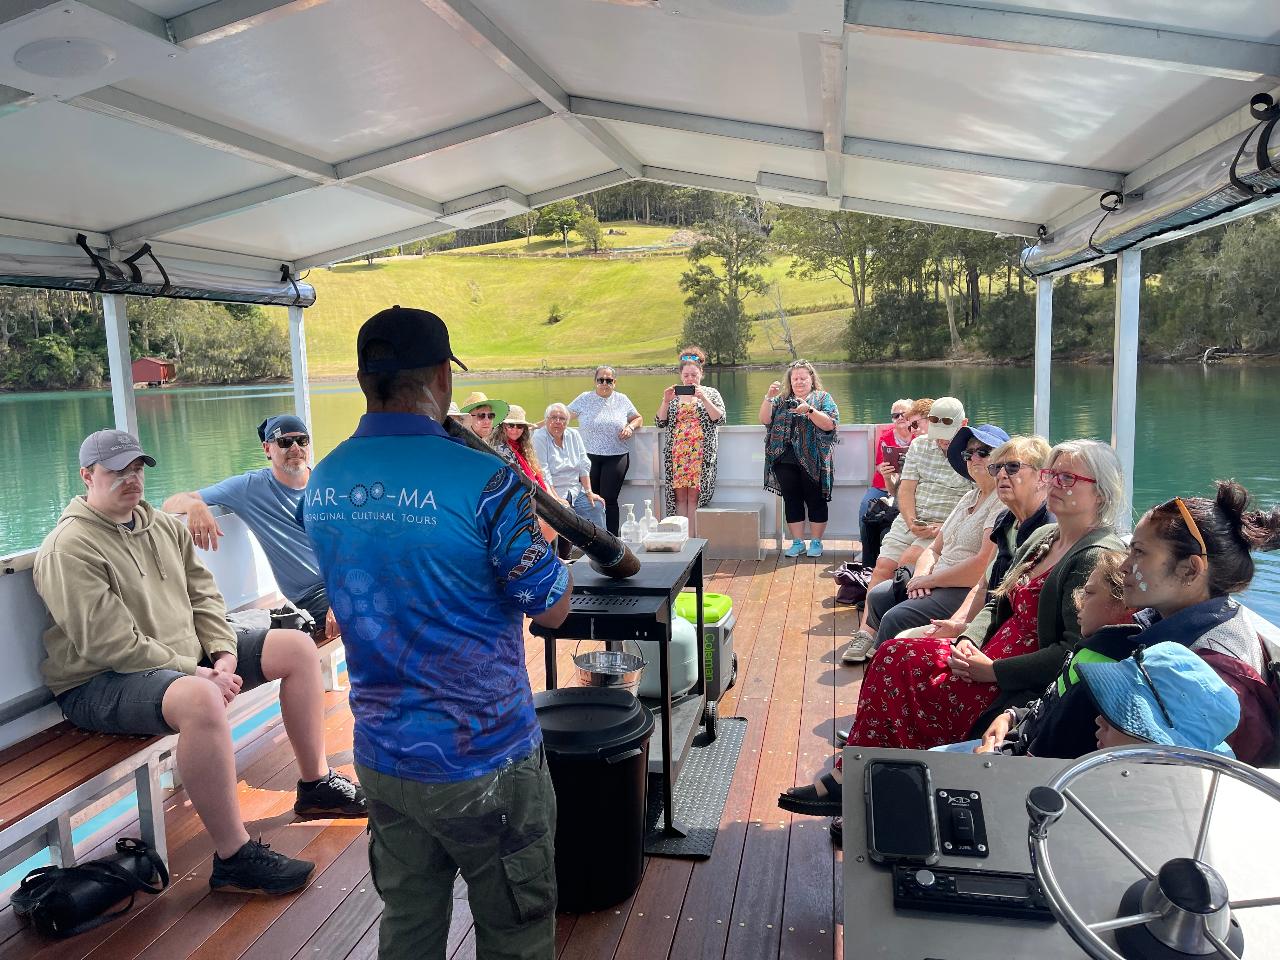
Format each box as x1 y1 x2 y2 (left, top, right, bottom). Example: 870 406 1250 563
532 427 591 499
568 390 639 456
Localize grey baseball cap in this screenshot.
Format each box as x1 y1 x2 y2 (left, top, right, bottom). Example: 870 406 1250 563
78 429 156 471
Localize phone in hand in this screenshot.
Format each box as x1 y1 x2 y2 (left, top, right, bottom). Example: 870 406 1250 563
674 384 695 396
882 444 907 473
865 758 940 864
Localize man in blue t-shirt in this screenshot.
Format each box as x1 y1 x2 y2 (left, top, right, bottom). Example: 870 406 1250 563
304 306 571 960
163 413 329 625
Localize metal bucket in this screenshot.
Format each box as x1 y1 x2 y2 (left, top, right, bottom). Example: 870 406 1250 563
572 641 646 696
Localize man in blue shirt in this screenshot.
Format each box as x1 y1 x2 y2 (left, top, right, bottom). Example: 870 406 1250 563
164 413 329 626
304 306 571 960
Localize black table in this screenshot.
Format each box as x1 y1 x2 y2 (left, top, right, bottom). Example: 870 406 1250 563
531 539 706 837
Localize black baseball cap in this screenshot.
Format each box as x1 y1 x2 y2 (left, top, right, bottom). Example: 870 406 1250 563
357 305 467 373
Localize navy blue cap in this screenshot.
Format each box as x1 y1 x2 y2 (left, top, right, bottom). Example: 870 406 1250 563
258 414 309 443
947 423 1010 478
357 305 467 374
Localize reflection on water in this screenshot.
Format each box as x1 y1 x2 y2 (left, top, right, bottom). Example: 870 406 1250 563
3 365 1277 621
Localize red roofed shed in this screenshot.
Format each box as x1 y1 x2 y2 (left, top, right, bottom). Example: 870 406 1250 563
132 357 175 386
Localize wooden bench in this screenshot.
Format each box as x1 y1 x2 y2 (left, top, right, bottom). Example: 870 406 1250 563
0 509 344 882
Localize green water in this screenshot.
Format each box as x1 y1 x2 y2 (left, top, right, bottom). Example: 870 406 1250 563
3 364 1278 621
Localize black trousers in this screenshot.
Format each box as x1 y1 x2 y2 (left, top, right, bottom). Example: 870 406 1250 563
772 460 828 526
588 452 630 535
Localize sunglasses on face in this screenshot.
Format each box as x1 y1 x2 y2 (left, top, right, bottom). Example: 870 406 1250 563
596 377 615 385
273 435 310 448
908 420 925 431
927 415 956 426
1040 468 1096 489
987 461 1028 478
890 411 908 420
961 448 992 461
471 412 497 421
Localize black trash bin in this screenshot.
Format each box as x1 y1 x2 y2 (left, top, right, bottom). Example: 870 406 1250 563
534 687 655 912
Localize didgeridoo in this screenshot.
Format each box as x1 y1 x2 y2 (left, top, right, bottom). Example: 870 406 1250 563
443 417 640 580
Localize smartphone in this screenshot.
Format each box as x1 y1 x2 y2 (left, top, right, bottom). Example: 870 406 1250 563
674 384 695 396
865 759 940 864
882 444 907 473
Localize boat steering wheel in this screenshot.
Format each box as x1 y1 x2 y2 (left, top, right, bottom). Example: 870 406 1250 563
1025 746 1280 960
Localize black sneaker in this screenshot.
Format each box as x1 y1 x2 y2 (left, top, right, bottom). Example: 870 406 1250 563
294 770 367 818
210 839 314 895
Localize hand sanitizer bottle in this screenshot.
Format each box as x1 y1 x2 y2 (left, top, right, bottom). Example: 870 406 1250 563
641 499 657 538
621 504 640 546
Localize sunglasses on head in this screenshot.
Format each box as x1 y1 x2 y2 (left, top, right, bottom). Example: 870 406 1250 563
1040 468 1096 489
596 377 615 385
679 354 701 364
471 411 497 420
1172 496 1209 557
927 415 956 426
987 461 1028 477
273 435 310 449
961 448 992 462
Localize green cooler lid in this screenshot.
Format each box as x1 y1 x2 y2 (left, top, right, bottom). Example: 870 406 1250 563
674 592 732 624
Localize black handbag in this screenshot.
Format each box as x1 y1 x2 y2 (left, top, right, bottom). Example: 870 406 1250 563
863 495 899 526
833 561 873 606
10 838 169 939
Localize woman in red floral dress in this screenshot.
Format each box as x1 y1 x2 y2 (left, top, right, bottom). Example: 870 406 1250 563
779 439 1128 817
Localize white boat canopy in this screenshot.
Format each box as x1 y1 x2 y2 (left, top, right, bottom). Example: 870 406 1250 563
3 0 1280 510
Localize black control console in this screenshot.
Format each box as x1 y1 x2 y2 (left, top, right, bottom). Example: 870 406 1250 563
892 863 1055 922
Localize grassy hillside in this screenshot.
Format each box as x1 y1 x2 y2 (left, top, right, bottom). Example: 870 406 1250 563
303 223 853 375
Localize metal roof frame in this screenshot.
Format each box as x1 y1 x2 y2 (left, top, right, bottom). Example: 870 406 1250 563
0 0 1277 286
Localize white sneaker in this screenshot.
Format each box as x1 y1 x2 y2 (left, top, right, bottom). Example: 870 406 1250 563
841 630 876 664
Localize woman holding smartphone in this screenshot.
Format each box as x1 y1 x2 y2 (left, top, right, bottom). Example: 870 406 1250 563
858 398 916 566
655 346 725 536
760 360 840 558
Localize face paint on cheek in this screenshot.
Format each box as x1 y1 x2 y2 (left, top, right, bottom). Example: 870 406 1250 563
110 474 134 492
1131 562 1149 592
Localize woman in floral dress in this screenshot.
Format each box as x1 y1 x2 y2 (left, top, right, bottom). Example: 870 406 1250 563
654 346 725 537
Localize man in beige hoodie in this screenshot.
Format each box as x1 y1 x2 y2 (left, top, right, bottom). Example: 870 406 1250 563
35 429 365 896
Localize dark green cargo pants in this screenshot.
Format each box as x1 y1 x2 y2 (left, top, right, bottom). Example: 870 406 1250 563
357 746 557 960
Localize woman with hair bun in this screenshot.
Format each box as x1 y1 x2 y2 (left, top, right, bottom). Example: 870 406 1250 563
654 346 725 536
1120 480 1280 764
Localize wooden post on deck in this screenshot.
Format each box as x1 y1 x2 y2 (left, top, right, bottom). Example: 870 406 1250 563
1034 276 1052 439
102 294 138 437
1112 250 1141 532
288 305 312 430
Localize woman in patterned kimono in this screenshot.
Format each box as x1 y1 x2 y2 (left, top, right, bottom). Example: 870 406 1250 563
654 346 725 537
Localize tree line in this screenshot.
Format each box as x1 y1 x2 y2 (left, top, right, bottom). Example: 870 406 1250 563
0 290 290 391
348 181 1279 366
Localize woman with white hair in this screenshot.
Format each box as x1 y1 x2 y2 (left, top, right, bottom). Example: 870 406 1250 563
532 402 606 558
780 439 1128 816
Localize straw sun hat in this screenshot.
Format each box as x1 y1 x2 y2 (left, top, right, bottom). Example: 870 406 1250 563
503 404 533 426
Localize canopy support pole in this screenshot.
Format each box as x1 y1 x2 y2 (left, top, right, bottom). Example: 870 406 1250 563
288 305 312 429
1034 276 1053 439
102 294 138 437
1111 250 1141 530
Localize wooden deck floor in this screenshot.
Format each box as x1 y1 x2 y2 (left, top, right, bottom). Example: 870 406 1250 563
0 553 866 960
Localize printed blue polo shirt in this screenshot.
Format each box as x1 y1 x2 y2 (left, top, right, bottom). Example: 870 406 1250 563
303 413 569 784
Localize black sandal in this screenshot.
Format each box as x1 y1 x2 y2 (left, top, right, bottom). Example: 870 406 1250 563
777 770 843 816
